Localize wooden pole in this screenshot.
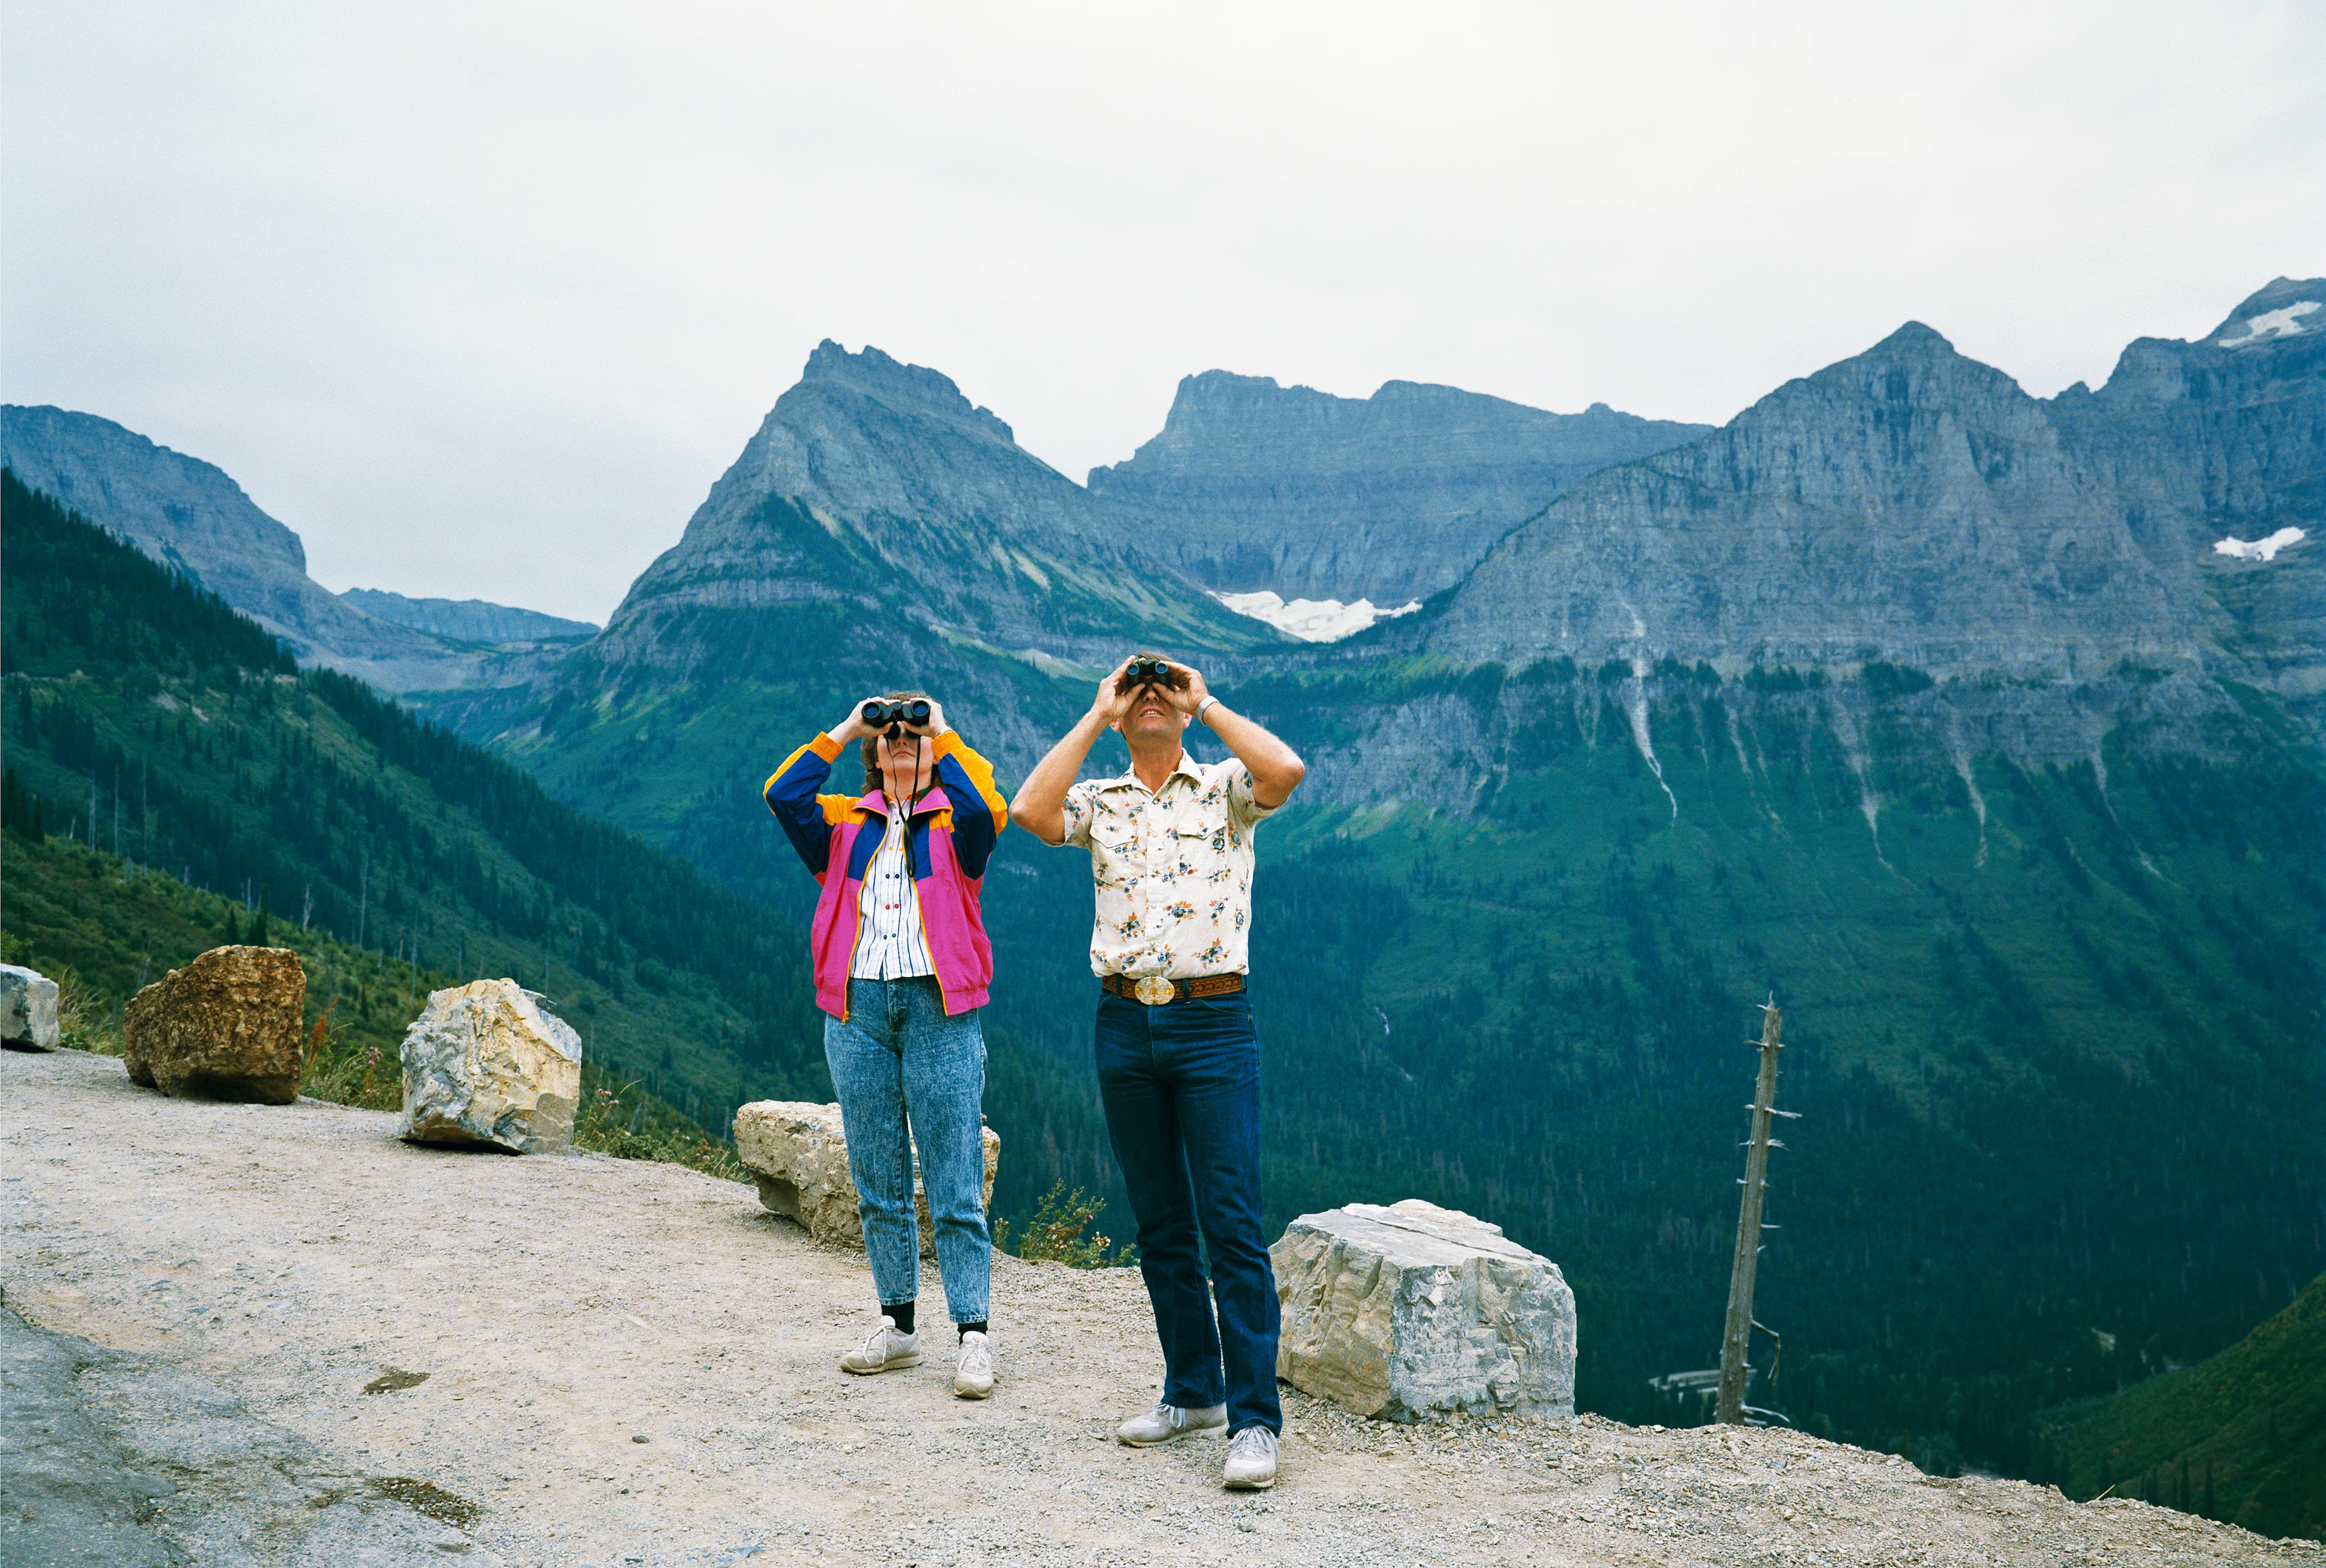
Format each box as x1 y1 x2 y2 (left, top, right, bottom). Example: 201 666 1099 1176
1717 999 1783 1424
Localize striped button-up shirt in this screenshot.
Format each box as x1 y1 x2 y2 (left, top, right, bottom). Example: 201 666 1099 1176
851 803 935 981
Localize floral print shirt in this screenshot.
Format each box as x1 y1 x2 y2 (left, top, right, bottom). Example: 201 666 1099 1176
1058 752 1278 979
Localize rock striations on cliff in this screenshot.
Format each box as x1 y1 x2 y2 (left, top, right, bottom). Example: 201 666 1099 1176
1 407 601 694
1419 277 2325 696
0 407 460 691
339 589 600 646
589 342 1278 678
1087 370 1711 606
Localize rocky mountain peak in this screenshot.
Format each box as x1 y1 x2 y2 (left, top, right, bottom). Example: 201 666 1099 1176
1 405 309 575
796 340 1014 445
1758 319 2032 423
1866 320 1956 357
0 405 499 693
1085 368 1712 604
2203 274 2325 348
1420 283 2324 706
591 340 1266 674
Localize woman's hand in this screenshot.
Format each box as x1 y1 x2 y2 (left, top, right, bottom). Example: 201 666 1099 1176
905 698 949 738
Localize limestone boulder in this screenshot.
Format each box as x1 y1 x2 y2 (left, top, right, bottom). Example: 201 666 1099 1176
122 947 307 1102
733 1100 999 1258
397 981 582 1153
1273 1197 1576 1423
1 964 62 1051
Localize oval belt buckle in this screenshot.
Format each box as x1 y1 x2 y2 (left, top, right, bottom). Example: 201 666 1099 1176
1133 975 1177 1007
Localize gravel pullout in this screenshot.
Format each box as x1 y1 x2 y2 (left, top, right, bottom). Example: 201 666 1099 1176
4 1047 2314 1567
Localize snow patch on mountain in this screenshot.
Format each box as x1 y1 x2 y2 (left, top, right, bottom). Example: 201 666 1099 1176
2218 299 2318 347
1213 590 1423 642
2213 528 2305 562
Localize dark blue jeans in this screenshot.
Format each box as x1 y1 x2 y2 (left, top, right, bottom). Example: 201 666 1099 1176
1095 988 1281 1436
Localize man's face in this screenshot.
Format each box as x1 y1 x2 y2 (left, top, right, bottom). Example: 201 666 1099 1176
1119 681 1184 744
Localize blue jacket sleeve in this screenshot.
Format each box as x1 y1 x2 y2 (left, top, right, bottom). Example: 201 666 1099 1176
931 732 1007 881
764 735 843 879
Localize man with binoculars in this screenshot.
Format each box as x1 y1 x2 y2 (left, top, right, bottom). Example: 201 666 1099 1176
1012 653 1306 1489
764 690 1010 1397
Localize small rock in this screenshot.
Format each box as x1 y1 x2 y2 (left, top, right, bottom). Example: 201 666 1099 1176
732 1100 998 1256
363 1368 429 1394
1273 1197 1576 1423
0 964 62 1051
397 981 581 1153
122 946 306 1102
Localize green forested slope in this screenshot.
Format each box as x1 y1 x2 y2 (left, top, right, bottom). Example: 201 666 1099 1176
0 827 727 1163
1 469 826 1126
2037 1273 2326 1540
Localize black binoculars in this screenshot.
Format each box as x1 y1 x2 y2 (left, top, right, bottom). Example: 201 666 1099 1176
862 698 932 730
1120 657 1181 690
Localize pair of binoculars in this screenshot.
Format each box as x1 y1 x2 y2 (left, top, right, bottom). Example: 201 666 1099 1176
862 698 932 730
1120 657 1182 690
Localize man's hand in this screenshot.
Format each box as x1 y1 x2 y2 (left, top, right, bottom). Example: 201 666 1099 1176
1159 660 1210 715
1092 657 1138 726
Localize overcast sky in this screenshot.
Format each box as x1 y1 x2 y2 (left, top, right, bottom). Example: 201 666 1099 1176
5 2 2321 623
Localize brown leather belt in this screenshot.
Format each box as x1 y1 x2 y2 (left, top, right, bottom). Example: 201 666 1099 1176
1102 972 1245 1005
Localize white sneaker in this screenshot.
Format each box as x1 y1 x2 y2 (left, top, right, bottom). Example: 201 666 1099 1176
1114 1400 1228 1446
953 1331 995 1399
1223 1426 1279 1490
838 1317 921 1375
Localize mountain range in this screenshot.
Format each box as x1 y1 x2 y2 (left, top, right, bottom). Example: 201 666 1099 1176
339 587 598 645
1419 279 2325 690
4 279 2320 1488
0 407 596 693
1084 370 1711 606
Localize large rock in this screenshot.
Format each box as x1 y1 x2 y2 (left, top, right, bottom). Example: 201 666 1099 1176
733 1100 999 1258
1 964 62 1051
1273 1197 1576 1424
396 981 582 1153
122 947 306 1103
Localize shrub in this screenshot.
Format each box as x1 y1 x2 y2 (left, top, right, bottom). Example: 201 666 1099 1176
994 1180 1135 1268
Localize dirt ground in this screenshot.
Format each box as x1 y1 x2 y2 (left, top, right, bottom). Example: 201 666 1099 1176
3 1046 2314 1567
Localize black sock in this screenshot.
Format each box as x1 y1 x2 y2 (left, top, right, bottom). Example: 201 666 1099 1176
886 1301 915 1335
959 1320 988 1340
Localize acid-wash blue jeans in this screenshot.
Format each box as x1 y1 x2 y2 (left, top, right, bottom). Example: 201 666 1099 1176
1095 987 1282 1436
823 977 992 1325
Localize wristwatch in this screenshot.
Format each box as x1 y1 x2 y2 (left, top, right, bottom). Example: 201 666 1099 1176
1196 696 1220 724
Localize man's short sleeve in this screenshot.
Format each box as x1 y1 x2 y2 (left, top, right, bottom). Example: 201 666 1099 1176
1225 761 1279 829
1059 781 1099 847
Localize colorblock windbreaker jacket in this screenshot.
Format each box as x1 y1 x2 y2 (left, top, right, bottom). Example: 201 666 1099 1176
763 730 1009 1020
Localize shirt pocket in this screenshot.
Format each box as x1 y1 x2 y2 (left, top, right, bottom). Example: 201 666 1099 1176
1090 813 1139 861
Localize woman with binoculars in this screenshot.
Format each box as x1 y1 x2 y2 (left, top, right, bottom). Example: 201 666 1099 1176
763 690 1010 1397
